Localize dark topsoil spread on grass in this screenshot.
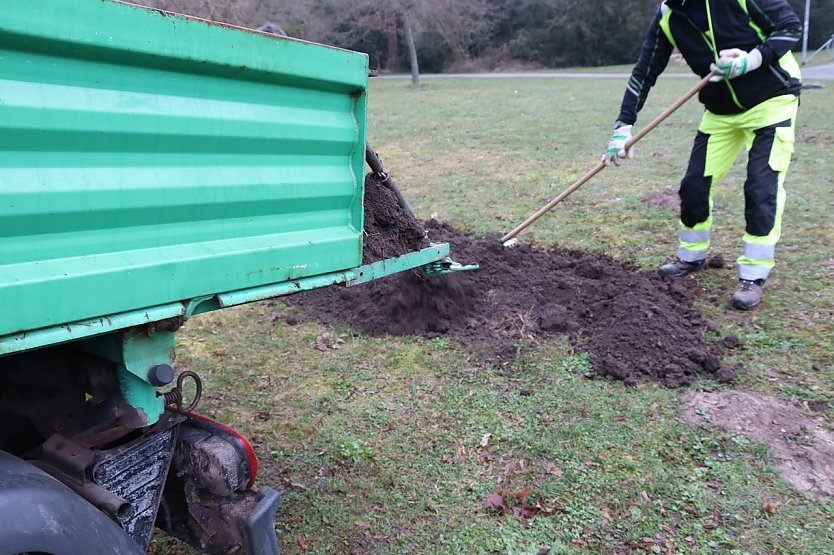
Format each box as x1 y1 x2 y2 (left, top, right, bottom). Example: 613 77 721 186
289 176 733 388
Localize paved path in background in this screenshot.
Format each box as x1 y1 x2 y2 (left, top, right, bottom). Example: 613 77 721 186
378 72 664 80
377 63 834 81
802 62 834 80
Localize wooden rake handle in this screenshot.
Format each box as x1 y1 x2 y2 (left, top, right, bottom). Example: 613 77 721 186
501 74 712 244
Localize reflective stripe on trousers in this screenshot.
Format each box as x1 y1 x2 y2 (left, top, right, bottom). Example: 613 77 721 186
677 227 709 262
676 94 798 279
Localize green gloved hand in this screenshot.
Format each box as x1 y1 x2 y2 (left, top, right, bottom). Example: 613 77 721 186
709 48 763 82
602 124 634 166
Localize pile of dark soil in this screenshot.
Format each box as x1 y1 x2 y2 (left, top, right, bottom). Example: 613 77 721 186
290 222 733 388
361 174 427 264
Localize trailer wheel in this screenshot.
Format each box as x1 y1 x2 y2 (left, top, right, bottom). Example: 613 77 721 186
0 452 143 555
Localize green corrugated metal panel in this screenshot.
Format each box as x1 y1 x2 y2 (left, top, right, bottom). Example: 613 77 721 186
0 244 452 358
0 0 369 337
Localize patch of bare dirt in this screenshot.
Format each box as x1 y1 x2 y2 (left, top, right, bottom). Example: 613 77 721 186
644 189 680 211
682 390 834 500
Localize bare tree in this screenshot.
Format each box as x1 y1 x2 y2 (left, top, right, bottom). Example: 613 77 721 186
403 11 420 86
421 0 496 63
385 12 400 70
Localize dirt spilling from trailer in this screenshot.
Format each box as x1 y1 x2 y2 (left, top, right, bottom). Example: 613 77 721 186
361 174 428 264
289 174 732 387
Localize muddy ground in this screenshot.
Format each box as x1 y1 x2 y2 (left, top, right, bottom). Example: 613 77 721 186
289 175 733 387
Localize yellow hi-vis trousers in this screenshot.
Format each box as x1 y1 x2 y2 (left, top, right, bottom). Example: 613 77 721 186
677 94 798 281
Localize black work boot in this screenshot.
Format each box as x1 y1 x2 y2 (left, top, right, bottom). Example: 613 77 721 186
657 257 706 279
731 279 765 310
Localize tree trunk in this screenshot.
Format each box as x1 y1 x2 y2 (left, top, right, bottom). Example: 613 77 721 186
404 13 420 87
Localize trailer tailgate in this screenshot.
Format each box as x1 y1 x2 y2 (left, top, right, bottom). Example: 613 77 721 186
0 0 369 337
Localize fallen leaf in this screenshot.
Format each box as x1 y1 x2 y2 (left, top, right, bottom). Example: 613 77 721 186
480 433 492 448
354 521 372 530
544 462 564 477
538 505 556 515
612 414 627 422
297 537 308 552
487 493 508 513
314 331 347 351
512 505 540 518
281 477 308 491
513 486 534 503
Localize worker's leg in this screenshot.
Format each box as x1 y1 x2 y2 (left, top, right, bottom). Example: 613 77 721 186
735 95 798 282
675 113 746 263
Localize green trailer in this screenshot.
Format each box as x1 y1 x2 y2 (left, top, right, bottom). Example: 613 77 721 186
0 2 466 553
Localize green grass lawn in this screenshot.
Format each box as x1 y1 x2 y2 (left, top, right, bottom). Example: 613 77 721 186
154 75 834 554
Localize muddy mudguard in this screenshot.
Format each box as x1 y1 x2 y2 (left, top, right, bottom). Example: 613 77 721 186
0 451 143 555
158 415 281 555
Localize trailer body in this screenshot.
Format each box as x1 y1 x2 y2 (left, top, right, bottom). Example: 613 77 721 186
0 2 450 552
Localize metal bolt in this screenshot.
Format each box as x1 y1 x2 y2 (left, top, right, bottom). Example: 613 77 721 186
148 364 175 387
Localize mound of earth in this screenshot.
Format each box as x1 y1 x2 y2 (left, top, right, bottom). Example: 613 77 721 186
362 174 427 264
290 222 731 388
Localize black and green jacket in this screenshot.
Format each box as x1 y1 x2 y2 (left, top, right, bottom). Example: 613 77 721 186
617 0 802 126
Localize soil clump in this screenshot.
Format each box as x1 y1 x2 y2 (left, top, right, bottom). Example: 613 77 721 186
290 222 729 388
361 174 427 264
708 254 726 269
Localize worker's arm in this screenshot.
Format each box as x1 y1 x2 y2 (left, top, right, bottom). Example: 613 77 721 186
746 0 802 66
712 0 802 82
604 8 673 165
615 8 675 127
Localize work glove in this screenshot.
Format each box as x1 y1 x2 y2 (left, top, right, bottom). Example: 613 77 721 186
602 124 634 166
709 48 762 82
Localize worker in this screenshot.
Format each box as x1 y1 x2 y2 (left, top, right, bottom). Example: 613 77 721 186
604 0 802 310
